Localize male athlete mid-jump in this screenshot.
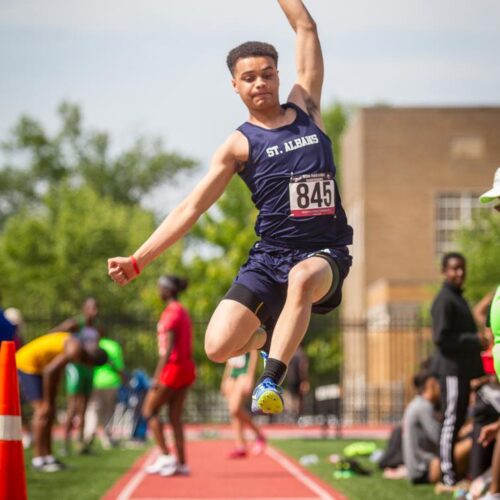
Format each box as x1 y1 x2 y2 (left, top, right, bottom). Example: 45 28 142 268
108 0 353 414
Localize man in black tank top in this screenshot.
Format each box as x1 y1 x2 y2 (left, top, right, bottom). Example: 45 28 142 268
108 0 352 415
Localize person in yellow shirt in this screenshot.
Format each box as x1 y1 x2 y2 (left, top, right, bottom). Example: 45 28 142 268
16 332 107 472
50 297 102 455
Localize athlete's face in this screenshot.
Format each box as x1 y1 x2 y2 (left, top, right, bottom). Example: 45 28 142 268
232 56 280 111
443 257 466 288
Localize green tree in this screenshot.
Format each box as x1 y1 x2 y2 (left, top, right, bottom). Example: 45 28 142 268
457 209 500 302
322 101 354 186
0 102 196 226
0 183 182 315
323 102 348 164
0 102 197 319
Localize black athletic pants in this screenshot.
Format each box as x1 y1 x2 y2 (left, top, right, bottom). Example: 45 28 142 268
439 375 470 486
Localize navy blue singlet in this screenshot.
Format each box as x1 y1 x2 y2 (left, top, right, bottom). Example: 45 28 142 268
237 102 353 250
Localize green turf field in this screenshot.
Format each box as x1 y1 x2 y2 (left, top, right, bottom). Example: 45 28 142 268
272 438 439 500
24 438 441 500
25 442 148 500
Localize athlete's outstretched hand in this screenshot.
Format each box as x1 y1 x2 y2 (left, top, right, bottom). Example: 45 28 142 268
108 256 139 287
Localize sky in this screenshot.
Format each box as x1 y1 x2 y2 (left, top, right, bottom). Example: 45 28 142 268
1 0 500 213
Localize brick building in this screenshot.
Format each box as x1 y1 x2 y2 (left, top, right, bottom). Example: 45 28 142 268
340 107 500 422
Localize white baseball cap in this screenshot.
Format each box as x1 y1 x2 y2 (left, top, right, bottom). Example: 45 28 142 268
4 307 23 327
479 167 500 203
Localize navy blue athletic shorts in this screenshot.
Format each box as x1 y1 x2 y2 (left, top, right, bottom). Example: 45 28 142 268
18 370 43 402
225 239 352 332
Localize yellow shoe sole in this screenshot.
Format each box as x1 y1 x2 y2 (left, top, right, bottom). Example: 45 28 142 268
256 390 284 414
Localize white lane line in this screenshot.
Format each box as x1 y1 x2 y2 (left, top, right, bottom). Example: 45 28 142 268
265 446 337 500
116 448 160 500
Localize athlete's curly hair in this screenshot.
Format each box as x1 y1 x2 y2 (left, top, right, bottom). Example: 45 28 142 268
226 41 278 76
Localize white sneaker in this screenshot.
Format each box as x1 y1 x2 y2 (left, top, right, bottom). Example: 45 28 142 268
160 463 190 477
144 454 176 474
41 461 66 472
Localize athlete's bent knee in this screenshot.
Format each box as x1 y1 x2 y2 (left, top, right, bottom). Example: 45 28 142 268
204 339 229 364
288 266 316 299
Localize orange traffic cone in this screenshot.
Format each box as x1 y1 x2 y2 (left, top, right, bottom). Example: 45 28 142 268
0 341 27 500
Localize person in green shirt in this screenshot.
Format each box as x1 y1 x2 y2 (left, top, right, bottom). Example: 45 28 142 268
51 297 102 454
477 167 500 500
491 286 500 380
83 336 125 450
479 167 500 380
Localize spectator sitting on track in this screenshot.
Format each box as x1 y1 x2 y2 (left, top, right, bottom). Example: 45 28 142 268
15 331 107 472
380 357 436 479
402 369 472 485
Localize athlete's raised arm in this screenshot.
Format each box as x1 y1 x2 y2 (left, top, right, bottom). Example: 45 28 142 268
108 132 248 286
278 0 324 127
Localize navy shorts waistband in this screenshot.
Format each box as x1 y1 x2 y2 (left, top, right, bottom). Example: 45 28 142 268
260 236 349 253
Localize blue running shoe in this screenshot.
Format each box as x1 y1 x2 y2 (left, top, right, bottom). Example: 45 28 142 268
251 377 284 414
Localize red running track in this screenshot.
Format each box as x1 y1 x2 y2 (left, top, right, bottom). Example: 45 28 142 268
103 440 346 500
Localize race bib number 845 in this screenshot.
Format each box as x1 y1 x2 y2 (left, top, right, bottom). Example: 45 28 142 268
289 172 336 217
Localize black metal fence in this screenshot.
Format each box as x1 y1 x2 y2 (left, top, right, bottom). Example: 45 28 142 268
19 311 432 425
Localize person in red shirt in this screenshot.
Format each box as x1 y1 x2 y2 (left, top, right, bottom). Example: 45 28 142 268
142 275 196 477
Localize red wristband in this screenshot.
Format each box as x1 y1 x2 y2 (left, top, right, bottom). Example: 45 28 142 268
130 255 141 275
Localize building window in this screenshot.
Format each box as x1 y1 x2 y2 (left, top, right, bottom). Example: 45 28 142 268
435 192 483 255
